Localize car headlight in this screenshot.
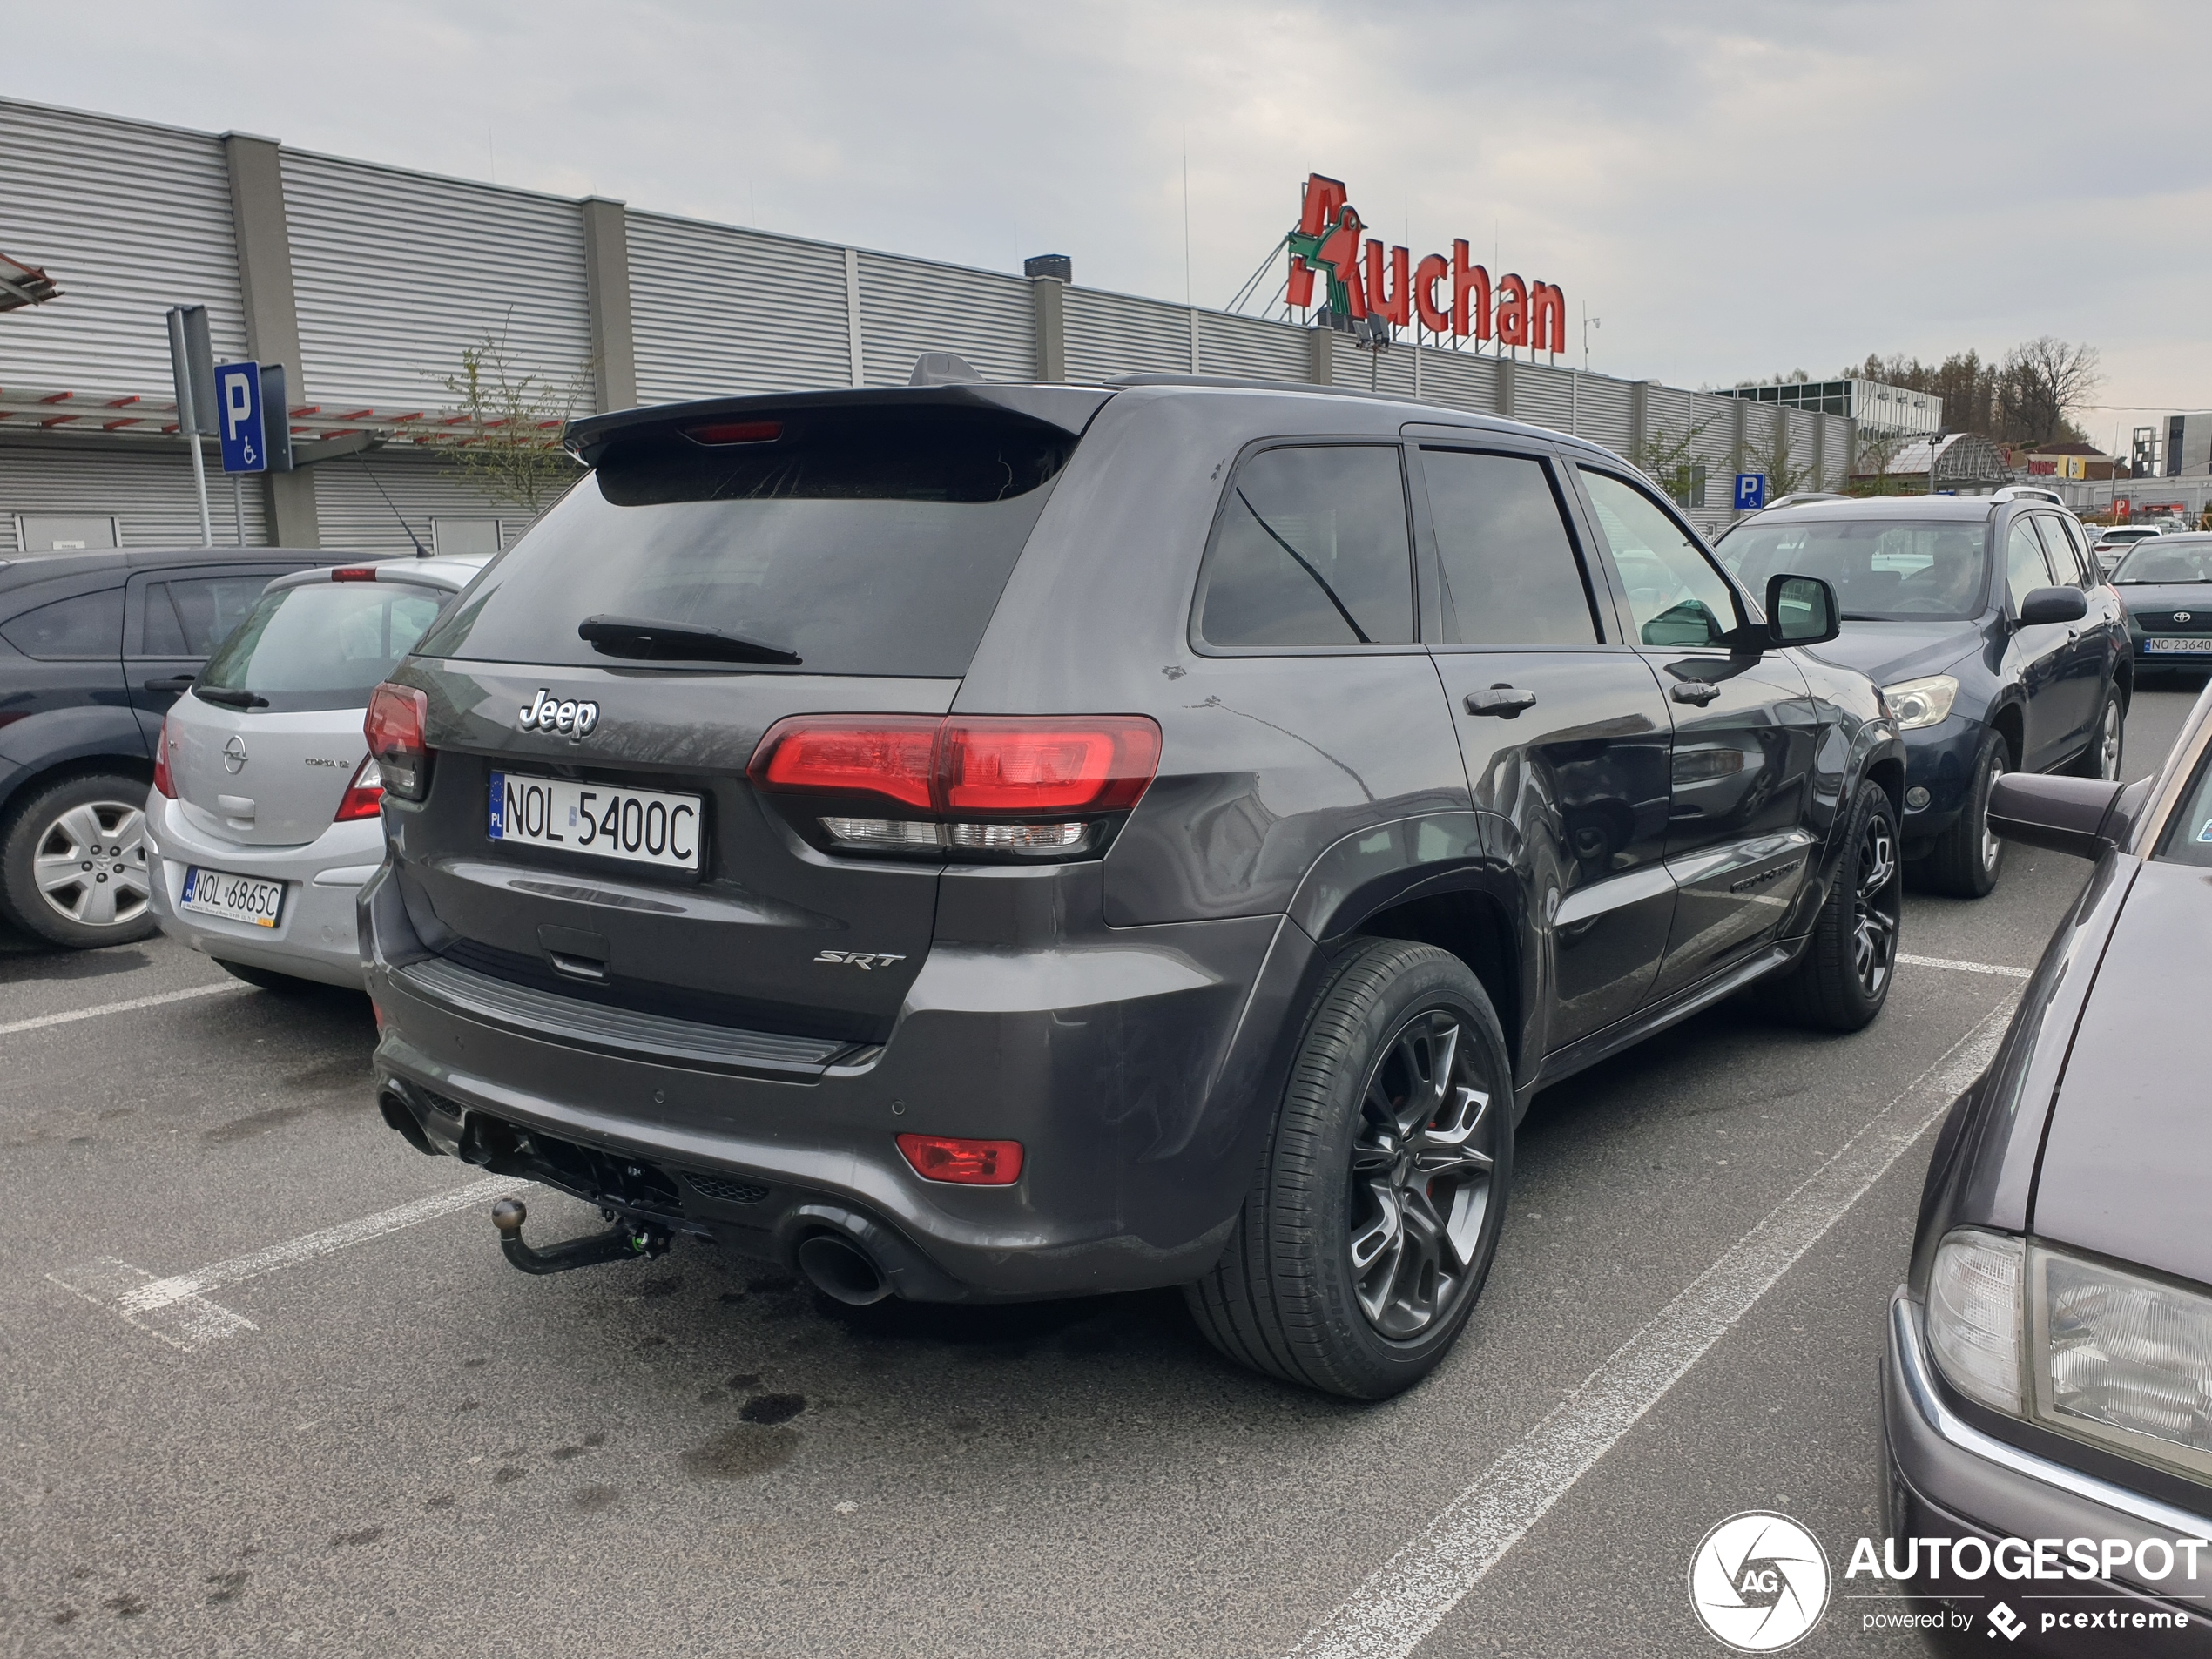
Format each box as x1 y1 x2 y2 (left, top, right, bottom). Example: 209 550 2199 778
1882 674 1960 730
1925 1228 2212 1481
2033 1248 2212 1480
1927 1230 2025 1414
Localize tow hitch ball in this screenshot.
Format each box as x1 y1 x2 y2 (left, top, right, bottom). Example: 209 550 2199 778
490 1197 671 1276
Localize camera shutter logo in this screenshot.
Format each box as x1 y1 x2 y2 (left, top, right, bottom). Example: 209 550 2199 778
1687 1512 1830 1651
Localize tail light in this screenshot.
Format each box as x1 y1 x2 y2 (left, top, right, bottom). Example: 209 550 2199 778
896 1133 1024 1185
748 714 1160 860
331 566 380 583
334 755 385 821
152 711 177 799
364 682 430 802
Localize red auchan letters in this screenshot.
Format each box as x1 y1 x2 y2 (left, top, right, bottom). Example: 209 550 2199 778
1288 173 1565 354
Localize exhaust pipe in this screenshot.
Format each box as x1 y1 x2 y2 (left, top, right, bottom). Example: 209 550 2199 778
796 1232 891 1305
378 1089 439 1157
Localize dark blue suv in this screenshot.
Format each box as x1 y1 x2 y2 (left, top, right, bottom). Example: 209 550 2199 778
1720 494 2128 895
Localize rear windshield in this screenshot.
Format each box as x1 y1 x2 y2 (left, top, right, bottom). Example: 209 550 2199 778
414 408 1076 678
2114 541 2212 583
198 582 448 712
1723 517 1991 621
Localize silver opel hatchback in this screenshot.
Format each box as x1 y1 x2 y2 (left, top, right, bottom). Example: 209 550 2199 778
146 556 489 989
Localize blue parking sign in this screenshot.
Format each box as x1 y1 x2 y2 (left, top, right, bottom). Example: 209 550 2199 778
214 361 266 474
1733 472 1767 511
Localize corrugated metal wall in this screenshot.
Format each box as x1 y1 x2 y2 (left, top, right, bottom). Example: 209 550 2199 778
1 439 269 550
1062 288 1195 384
630 214 853 402
0 98 247 393
1574 374 1635 455
282 150 595 411
860 253 1032 388
1198 312 1306 383
311 448 560 557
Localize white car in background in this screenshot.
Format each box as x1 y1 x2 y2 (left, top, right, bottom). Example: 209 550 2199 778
145 556 489 990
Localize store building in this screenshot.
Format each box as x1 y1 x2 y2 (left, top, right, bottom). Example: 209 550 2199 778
1720 378 1940 438
3 95 1858 550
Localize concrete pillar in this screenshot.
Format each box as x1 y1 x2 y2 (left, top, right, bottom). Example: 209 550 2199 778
1496 356 1515 421
843 248 864 388
1305 324 1333 386
1810 410 1824 492
1030 277 1066 383
1629 380 1654 468
580 198 637 412
222 132 318 548
1728 396 1750 520
1844 418 1860 490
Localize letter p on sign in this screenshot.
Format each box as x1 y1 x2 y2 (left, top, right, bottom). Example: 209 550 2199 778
1735 472 1767 511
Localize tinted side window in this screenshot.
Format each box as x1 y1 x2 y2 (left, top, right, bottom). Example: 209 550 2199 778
2005 520 2054 611
140 576 277 657
0 588 124 660
1578 470 1740 648
1198 446 1414 648
2032 517 2088 587
1421 449 1599 645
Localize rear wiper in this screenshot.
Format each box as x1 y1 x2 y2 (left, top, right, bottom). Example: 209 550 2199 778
577 615 801 666
194 686 269 709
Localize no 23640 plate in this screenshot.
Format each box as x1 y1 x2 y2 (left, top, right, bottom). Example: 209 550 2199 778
488 772 703 871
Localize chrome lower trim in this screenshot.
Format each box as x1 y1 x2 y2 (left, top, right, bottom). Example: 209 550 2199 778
1891 1289 2212 1541
394 956 856 1079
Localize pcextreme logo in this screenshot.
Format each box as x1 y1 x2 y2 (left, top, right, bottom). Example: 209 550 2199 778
1687 1513 1831 1651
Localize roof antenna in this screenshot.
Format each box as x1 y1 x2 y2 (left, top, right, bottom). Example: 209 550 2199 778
353 452 429 556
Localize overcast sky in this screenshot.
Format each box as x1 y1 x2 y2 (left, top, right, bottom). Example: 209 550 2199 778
14 1 2208 444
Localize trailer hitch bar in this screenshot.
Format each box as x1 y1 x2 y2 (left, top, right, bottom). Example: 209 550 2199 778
491 1197 671 1276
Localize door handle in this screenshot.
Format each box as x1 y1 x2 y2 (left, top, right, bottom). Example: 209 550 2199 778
1465 686 1538 718
1669 679 1723 705
144 674 196 692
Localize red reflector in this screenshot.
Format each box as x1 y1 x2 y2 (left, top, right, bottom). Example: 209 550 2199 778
331 566 380 582
748 716 941 811
941 718 1160 813
364 682 429 801
153 711 177 799
685 420 783 446
896 1133 1024 1186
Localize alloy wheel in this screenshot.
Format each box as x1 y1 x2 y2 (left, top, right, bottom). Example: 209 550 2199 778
1979 758 2007 876
1852 810 1900 999
32 799 151 930
2097 702 2122 780
1345 1008 1498 1340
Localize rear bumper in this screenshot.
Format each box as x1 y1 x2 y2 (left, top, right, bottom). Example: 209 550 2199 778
363 861 1312 1300
145 792 381 988
1880 1291 2212 1646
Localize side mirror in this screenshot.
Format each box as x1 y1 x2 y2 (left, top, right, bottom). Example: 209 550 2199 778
1764 572 1840 647
1986 773 2146 860
2018 585 2089 626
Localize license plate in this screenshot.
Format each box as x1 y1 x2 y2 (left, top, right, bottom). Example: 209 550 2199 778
489 772 703 871
2146 637 2212 653
179 866 285 927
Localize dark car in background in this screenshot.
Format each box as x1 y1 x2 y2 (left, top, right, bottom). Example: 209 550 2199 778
0 548 366 948
2112 533 2212 681
1721 496 2128 898
363 374 1904 1399
1882 689 2212 1644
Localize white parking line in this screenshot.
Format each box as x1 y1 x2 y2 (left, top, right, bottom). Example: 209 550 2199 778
0 979 245 1037
48 1176 524 1352
1897 953 2032 981
1287 1000 2017 1659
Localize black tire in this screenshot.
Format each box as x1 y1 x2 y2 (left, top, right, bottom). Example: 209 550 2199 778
1923 731 2009 898
1764 779 1901 1032
214 959 322 994
0 771 158 948
1184 938 1512 1399
2063 685 2125 780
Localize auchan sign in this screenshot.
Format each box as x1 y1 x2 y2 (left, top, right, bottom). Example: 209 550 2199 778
1286 172 1565 354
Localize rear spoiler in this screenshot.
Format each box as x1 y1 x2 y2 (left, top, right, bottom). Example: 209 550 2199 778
563 383 1114 468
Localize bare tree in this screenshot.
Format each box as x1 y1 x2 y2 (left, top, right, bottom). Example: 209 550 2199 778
1851 428 1912 496
424 326 590 518
1752 415 1817 501
1999 337 2101 447
1629 413 1720 509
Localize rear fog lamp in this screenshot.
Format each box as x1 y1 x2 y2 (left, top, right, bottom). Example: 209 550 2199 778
896 1133 1024 1186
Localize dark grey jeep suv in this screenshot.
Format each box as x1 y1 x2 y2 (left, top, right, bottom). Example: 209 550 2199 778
363 375 1904 1397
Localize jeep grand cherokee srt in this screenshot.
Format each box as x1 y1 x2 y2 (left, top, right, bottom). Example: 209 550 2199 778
363 374 1904 1398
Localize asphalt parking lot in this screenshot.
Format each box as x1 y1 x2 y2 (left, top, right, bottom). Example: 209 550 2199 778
2 683 2198 1658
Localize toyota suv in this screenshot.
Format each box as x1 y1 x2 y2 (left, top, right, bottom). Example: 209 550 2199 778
364 374 1904 1398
